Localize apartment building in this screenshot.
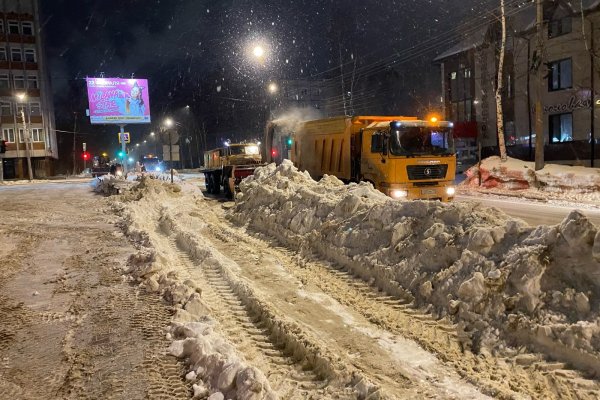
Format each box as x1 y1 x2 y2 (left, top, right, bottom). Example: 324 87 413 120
0 0 56 179
436 0 600 167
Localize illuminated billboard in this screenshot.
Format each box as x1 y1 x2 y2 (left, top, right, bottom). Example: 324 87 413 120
86 77 151 124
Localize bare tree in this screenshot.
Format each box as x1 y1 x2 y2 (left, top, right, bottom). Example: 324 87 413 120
495 0 508 161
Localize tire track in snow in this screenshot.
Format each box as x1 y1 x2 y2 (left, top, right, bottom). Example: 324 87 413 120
159 230 333 399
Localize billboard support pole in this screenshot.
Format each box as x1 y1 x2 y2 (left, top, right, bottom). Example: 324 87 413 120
120 124 127 175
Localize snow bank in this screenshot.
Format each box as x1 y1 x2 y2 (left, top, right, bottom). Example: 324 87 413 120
463 156 600 202
233 160 600 376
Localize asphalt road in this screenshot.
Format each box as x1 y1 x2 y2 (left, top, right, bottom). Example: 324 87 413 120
456 194 600 226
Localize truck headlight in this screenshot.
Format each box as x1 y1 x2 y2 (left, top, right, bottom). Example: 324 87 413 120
390 189 408 199
446 186 456 196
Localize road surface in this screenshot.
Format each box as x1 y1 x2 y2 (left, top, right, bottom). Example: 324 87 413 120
456 194 600 226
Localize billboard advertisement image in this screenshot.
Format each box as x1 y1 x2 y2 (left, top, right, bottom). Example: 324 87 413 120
86 78 151 124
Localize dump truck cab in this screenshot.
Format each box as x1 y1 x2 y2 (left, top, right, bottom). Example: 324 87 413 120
359 119 456 201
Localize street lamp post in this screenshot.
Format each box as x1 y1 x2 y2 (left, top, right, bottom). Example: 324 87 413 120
164 118 175 183
16 93 33 181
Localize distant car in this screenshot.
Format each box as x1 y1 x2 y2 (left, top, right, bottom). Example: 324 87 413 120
109 163 124 177
142 156 163 173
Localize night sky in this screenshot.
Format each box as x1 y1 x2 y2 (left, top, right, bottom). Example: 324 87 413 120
40 0 500 172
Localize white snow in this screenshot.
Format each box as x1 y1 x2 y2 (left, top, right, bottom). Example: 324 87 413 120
233 160 600 375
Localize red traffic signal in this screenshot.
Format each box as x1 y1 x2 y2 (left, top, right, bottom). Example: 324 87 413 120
82 151 90 161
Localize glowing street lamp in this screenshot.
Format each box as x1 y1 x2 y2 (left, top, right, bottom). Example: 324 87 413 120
15 92 32 180
164 117 174 128
150 131 155 136
268 82 278 94
253 45 265 58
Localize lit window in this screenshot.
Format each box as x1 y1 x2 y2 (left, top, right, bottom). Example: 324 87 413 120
549 113 573 143
31 128 44 142
7 21 19 35
21 22 33 36
3 128 14 143
24 48 35 63
11 47 21 62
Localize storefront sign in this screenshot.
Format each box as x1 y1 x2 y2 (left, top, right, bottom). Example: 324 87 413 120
544 95 591 114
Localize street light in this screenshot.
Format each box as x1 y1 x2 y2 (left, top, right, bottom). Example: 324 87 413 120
253 45 265 58
15 92 32 181
268 82 278 94
162 117 176 183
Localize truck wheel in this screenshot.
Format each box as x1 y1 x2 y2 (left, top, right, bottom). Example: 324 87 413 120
223 179 233 199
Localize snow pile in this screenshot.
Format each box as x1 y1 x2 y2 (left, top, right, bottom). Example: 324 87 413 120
233 161 600 375
462 156 600 201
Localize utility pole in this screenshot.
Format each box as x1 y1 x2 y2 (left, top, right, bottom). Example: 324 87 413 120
20 107 33 181
534 0 545 170
72 112 78 175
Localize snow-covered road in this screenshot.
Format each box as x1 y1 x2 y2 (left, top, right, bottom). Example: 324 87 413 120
456 193 600 226
0 180 189 398
2 174 599 399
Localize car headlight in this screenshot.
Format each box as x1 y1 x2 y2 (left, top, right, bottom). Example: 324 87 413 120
116 170 123 177
446 186 456 196
155 166 162 172
390 189 408 199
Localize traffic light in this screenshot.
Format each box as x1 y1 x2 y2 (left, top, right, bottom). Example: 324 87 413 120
0 140 6 154
286 137 293 146
82 151 90 161
117 150 125 158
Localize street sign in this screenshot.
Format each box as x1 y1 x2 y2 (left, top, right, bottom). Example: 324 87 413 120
118 132 131 144
160 130 179 145
163 145 180 161
82 142 87 151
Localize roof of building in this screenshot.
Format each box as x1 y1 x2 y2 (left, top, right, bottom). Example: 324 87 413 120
435 0 600 62
433 26 489 62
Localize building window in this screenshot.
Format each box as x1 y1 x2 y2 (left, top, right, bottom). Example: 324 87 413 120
13 74 24 89
30 102 40 115
11 47 22 62
549 113 573 143
0 47 6 62
549 17 572 39
1 102 11 115
7 21 19 35
27 75 38 89
3 128 15 143
18 128 25 143
0 74 9 89
24 48 36 63
21 22 33 36
548 58 572 91
31 128 43 142
0 21 4 34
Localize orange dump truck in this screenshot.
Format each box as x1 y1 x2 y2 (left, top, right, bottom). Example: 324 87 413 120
265 116 456 201
201 142 264 198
